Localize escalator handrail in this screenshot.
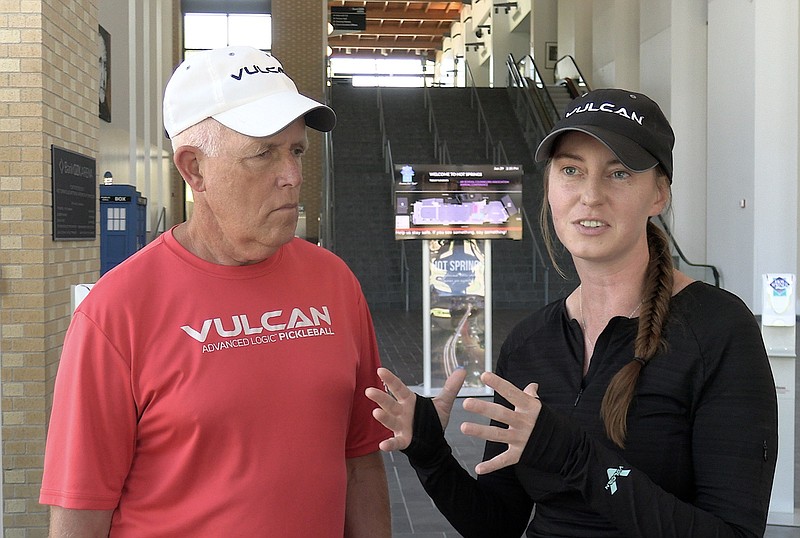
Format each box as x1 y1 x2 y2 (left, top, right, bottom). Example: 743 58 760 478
506 54 549 139
554 54 591 93
656 215 720 287
517 54 560 130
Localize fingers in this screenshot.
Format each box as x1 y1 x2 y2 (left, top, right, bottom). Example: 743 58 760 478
436 367 467 407
366 368 416 452
377 367 415 403
475 453 515 475
457 372 542 475
480 372 539 409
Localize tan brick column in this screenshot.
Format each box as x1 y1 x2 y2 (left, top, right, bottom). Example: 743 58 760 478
271 0 328 243
0 1 99 534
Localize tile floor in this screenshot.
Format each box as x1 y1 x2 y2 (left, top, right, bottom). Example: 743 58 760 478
370 308 800 538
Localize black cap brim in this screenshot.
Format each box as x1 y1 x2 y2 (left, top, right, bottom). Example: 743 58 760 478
535 125 659 173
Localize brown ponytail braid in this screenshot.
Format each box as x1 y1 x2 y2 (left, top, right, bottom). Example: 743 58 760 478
600 221 674 447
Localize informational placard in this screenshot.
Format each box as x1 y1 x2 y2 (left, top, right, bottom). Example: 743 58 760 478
51 145 96 240
423 239 493 397
394 164 523 241
330 6 366 31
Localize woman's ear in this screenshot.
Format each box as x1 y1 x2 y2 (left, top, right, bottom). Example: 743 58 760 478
650 175 671 217
173 146 206 192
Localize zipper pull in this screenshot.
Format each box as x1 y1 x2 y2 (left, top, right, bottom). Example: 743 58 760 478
574 386 584 407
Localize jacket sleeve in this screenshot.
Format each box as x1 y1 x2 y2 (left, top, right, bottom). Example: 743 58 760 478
403 396 533 538
518 318 778 538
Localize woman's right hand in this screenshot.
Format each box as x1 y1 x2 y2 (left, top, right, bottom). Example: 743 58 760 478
366 367 468 452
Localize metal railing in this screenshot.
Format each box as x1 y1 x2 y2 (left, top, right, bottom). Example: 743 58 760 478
423 85 451 164
511 53 560 134
465 60 509 165
657 215 720 287
377 87 412 310
521 206 551 305
553 54 591 96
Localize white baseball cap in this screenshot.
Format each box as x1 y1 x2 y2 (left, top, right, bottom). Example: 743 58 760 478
163 46 336 139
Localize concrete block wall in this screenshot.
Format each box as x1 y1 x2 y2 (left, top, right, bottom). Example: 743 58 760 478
0 1 100 535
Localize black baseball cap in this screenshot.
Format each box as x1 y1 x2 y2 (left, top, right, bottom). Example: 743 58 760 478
535 88 675 181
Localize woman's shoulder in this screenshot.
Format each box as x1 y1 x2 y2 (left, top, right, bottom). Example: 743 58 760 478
671 280 758 332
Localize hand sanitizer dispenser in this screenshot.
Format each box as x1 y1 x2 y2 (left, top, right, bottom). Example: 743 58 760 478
763 274 797 520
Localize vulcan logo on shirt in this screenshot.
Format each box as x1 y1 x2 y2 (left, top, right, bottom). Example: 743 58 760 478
604 466 631 495
181 305 335 353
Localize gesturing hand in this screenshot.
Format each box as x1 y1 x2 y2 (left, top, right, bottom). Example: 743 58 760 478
460 371 541 475
365 367 467 452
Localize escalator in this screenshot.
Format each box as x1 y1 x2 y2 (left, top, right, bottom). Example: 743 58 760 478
506 52 592 152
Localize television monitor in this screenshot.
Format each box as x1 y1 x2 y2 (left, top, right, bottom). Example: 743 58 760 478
393 164 523 240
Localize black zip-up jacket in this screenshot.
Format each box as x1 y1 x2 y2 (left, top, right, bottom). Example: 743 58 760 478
403 282 778 537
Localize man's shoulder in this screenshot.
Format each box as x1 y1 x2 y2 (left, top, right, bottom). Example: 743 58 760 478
283 238 349 268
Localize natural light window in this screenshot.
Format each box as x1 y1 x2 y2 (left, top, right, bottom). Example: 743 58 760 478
330 57 433 87
184 13 271 51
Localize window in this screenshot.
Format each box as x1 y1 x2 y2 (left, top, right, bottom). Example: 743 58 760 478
329 57 434 88
180 4 272 219
183 13 271 53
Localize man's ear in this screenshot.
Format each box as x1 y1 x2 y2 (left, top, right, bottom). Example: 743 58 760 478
173 146 206 192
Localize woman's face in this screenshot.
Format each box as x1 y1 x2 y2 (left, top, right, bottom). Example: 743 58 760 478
546 131 669 267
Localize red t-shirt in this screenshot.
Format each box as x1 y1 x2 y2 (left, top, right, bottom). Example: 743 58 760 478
40 231 387 536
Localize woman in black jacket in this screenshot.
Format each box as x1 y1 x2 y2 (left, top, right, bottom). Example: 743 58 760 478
367 88 778 538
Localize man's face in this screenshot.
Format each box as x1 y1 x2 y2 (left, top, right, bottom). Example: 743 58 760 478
196 118 308 264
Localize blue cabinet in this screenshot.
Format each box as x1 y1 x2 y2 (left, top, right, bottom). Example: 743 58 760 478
100 184 147 275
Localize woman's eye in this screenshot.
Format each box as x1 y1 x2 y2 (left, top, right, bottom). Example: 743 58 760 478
562 166 578 176
611 170 630 180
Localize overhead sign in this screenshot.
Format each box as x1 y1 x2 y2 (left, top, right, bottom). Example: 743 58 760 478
51 145 97 240
331 6 366 32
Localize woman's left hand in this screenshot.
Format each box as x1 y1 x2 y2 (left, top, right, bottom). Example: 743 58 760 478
460 371 542 475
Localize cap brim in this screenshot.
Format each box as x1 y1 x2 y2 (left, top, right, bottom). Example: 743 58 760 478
213 91 336 137
535 125 658 173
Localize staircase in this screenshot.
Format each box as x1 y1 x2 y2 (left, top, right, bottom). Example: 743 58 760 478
329 86 407 308
330 84 577 311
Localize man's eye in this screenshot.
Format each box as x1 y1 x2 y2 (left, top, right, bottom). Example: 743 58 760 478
611 170 630 180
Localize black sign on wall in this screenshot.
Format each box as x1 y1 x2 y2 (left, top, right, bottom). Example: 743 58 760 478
331 6 366 31
51 145 97 240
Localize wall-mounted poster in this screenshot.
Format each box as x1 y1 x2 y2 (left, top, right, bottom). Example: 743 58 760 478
99 25 111 123
394 164 523 241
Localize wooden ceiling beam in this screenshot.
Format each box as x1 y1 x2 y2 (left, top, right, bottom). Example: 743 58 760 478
330 36 442 49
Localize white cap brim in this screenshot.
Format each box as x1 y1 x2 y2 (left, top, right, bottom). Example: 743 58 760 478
213 90 336 137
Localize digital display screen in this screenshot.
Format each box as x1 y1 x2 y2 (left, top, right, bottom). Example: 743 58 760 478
393 164 523 240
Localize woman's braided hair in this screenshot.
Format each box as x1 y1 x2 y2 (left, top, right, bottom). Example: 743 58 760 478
600 220 673 447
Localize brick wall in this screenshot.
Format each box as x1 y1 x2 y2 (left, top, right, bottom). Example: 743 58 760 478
272 0 327 242
0 1 99 535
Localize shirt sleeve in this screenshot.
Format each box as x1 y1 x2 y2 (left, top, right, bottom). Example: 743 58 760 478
403 395 533 537
345 292 392 458
518 314 777 537
39 312 137 509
